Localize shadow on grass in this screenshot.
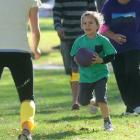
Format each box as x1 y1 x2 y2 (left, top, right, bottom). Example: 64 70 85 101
34 129 99 140
46 113 135 124
46 115 101 123
35 99 72 114
34 131 78 140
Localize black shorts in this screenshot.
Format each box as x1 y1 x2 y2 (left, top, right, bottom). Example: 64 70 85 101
79 78 107 106
0 52 34 102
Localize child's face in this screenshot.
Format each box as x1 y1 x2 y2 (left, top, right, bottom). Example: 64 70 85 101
81 15 99 38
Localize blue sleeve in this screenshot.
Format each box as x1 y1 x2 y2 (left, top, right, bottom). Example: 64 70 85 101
101 1 112 26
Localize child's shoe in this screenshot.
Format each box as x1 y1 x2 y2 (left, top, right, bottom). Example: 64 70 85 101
104 121 113 131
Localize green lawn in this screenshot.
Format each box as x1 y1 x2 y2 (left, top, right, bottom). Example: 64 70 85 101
0 18 140 140
0 70 140 140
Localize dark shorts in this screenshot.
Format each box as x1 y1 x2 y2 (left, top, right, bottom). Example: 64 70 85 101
0 52 34 102
60 41 78 75
79 78 107 106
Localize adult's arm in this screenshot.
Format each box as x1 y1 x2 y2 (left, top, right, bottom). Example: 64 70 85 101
53 0 64 39
100 1 127 45
95 0 106 12
87 0 96 11
29 6 41 60
101 27 127 45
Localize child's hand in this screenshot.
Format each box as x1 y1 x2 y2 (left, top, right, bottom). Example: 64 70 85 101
57 28 65 39
92 53 103 64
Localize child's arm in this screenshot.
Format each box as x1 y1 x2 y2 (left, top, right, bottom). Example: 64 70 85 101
102 54 115 64
92 53 115 64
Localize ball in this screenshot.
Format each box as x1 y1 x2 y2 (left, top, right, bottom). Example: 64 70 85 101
75 48 94 67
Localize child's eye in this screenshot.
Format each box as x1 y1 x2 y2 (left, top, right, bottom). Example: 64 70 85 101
89 22 93 24
83 21 94 25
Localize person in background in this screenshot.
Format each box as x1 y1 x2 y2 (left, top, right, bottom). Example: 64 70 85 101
100 0 140 115
95 0 107 12
71 11 116 131
53 0 96 110
0 0 41 139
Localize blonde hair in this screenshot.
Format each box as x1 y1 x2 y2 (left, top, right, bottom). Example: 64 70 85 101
81 11 104 29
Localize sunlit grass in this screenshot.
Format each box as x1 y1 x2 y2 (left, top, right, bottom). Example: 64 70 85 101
0 70 140 140
1 17 140 140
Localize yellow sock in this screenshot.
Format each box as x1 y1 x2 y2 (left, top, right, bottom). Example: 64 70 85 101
70 72 79 82
20 100 35 131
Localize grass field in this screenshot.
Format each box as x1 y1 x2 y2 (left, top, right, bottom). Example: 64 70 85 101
0 69 140 140
0 18 140 140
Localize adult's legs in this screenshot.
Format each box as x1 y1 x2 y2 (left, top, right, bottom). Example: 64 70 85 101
112 53 133 112
9 53 35 132
70 77 79 109
124 50 140 109
112 51 140 112
60 41 79 110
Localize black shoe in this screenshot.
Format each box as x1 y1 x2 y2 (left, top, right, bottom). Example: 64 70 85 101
71 104 80 110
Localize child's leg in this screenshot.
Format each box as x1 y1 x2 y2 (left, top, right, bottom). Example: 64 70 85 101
95 78 113 131
78 83 93 106
98 102 113 131
94 78 109 117
98 102 110 119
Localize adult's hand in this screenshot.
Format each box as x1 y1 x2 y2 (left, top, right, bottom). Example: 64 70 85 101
57 28 65 39
32 48 41 60
112 34 127 45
